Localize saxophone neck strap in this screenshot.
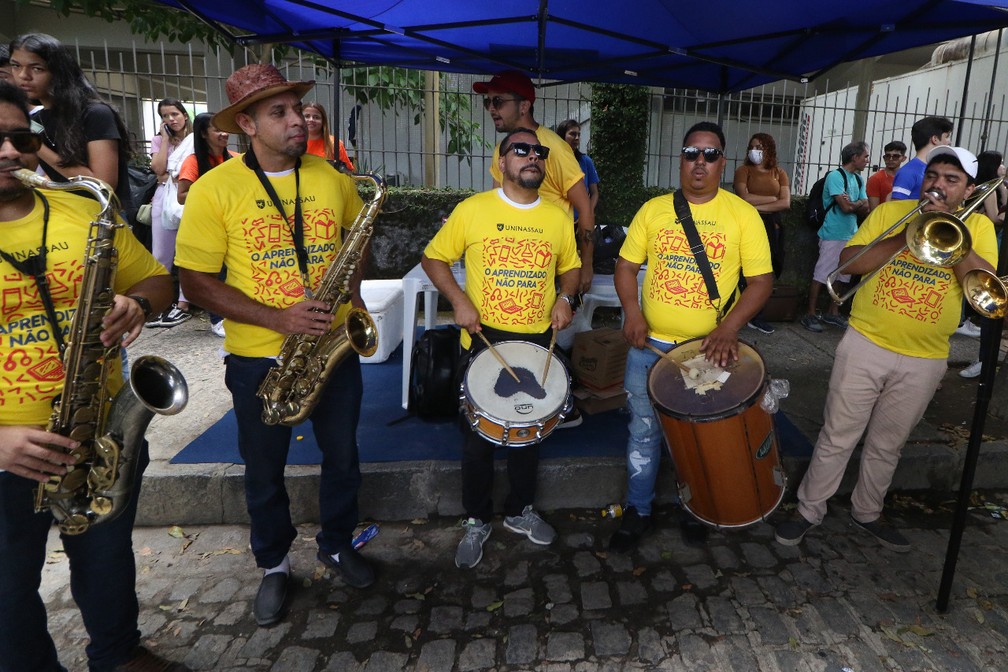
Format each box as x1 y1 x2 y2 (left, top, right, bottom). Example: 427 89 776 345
244 148 314 299
0 192 66 353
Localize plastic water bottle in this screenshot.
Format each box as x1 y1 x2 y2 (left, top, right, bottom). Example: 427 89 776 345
601 504 623 519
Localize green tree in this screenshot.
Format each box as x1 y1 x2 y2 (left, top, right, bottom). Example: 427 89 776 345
591 83 650 227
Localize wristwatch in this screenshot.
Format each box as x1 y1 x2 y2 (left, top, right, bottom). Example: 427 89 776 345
558 293 580 312
128 295 153 321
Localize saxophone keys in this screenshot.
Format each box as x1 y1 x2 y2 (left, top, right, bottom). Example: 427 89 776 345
90 496 113 515
59 514 90 536
59 468 89 492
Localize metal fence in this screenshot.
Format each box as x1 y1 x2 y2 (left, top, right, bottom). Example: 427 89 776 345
68 38 1008 196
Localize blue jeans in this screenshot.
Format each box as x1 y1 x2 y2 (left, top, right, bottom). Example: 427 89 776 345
623 339 672 516
0 444 149 672
225 354 363 568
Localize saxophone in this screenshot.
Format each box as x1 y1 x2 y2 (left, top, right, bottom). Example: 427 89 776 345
13 169 189 535
257 173 387 426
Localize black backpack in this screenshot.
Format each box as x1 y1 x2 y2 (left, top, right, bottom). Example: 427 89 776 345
408 326 462 418
805 168 862 230
592 223 627 275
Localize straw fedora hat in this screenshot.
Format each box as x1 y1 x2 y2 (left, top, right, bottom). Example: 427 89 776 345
213 63 315 134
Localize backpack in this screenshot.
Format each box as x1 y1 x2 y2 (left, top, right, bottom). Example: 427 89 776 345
125 165 157 228
805 168 862 230
592 223 627 275
408 326 462 418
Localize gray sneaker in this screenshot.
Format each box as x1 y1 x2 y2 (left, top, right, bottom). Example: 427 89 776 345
503 505 557 545
800 314 824 333
455 518 491 569
851 515 910 552
821 312 849 328
774 514 817 546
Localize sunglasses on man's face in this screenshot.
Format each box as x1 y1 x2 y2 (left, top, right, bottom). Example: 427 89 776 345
504 142 550 160
682 146 723 162
483 96 519 110
883 153 903 160
0 130 42 153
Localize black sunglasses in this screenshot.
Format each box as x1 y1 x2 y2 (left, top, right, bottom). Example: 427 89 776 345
504 142 550 160
681 146 724 162
883 153 904 160
483 96 519 110
0 130 43 153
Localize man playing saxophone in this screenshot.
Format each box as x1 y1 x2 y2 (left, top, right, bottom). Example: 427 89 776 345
175 64 374 628
0 82 185 671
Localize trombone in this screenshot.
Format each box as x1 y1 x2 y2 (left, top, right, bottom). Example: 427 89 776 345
825 177 1003 305
963 269 1008 319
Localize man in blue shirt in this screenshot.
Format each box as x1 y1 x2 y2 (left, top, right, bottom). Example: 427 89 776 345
890 116 953 201
801 141 870 332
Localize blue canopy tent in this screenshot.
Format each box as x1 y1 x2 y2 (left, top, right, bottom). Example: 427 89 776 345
161 0 1008 91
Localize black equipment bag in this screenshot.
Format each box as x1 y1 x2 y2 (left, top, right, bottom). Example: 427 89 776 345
408 326 462 418
592 223 627 275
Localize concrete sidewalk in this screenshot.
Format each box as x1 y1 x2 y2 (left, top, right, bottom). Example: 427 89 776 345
127 312 1008 527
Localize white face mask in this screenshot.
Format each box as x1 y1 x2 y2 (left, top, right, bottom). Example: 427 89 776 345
748 149 764 165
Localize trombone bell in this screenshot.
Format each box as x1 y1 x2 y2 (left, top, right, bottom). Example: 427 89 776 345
906 212 971 268
963 268 1008 319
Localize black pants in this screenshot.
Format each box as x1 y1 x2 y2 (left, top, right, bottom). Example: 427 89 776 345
458 326 564 522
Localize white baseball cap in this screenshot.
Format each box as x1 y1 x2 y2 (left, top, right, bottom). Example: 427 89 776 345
926 146 978 179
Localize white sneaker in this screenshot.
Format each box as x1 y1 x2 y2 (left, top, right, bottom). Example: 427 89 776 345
211 321 226 338
955 321 982 338
960 360 983 379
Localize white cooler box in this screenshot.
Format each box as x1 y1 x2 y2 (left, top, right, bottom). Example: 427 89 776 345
359 279 404 364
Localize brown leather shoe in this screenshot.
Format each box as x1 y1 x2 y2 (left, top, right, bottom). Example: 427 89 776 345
114 646 192 672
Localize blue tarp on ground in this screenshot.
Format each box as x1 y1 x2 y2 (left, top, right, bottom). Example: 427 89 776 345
158 1 1008 92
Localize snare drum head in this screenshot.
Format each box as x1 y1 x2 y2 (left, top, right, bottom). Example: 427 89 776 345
464 341 570 423
647 338 766 420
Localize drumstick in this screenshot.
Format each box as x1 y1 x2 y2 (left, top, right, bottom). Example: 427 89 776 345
541 330 557 383
477 332 521 383
645 343 701 380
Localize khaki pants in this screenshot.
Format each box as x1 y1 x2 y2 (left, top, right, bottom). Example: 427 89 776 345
797 328 946 524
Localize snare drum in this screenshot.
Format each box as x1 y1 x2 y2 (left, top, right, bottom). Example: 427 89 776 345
461 340 573 447
647 338 785 528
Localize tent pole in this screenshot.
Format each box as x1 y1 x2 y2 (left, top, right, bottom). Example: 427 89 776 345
955 35 977 146
980 30 1003 152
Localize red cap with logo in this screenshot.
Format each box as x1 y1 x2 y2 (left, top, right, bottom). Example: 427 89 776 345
472 70 536 103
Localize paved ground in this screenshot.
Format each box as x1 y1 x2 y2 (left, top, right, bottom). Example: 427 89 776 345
39 311 1008 670
43 493 1008 671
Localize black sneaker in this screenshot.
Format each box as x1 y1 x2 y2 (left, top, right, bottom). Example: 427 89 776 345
158 305 192 328
317 546 375 588
746 318 775 334
850 515 910 552
608 505 652 553
678 509 709 548
775 514 817 546
558 407 583 429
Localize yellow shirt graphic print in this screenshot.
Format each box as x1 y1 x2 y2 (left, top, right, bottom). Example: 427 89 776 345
647 226 729 311
479 236 555 327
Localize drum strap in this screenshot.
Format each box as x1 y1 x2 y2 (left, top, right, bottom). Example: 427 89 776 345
672 189 736 324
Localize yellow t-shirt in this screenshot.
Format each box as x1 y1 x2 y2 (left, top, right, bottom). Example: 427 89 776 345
0 190 168 426
423 189 581 349
489 126 583 219
620 190 772 343
174 154 364 358
847 200 997 358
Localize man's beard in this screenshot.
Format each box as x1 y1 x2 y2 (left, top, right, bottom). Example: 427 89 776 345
512 166 544 189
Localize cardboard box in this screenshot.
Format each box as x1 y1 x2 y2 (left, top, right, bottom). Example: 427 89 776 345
573 383 627 414
359 279 404 364
761 284 801 322
572 327 629 390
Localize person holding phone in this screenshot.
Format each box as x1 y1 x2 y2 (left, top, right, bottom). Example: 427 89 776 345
148 97 194 327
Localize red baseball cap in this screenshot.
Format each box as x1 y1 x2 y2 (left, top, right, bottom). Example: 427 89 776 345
472 70 536 103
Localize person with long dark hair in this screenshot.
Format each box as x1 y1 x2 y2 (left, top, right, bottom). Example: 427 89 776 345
8 33 134 212
556 119 599 219
148 97 194 328
303 102 355 171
